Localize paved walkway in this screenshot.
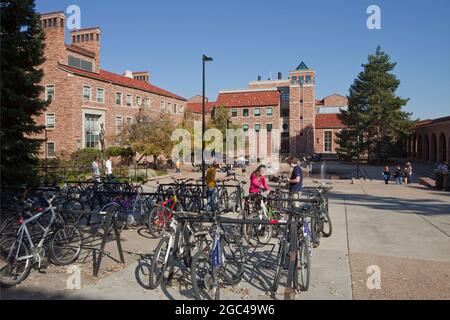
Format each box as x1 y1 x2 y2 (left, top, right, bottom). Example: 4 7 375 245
67 177 450 300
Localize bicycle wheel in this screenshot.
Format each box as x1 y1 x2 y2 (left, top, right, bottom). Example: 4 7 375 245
218 189 229 212
243 209 273 247
272 239 288 293
49 224 83 266
191 251 220 300
149 235 171 289
294 238 311 292
61 199 84 225
221 235 245 286
0 237 32 287
147 207 170 238
321 209 333 238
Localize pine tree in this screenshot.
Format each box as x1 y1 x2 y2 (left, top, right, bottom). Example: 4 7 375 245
336 46 412 163
1 0 48 186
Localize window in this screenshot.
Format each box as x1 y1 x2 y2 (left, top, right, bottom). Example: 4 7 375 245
46 142 55 158
136 96 142 107
255 124 261 132
243 109 249 117
68 55 93 72
299 76 305 84
84 114 102 148
172 104 177 114
178 104 184 113
306 75 312 84
96 88 105 103
266 124 273 132
46 114 55 129
83 85 91 101
231 109 238 117
126 117 133 126
45 85 55 101
291 76 298 85
243 124 249 132
126 94 132 107
324 131 333 152
115 116 123 133
254 108 261 117
160 101 166 110
145 97 150 108
116 92 122 105
167 103 172 112
266 107 273 117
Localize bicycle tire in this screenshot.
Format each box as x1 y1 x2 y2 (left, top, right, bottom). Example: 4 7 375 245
272 239 288 293
242 209 273 247
321 210 333 238
149 235 171 289
294 239 311 292
0 237 32 287
147 206 170 238
191 251 220 300
49 224 83 266
221 235 245 286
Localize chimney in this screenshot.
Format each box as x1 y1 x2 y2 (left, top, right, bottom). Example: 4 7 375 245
40 12 67 66
278 72 282 80
70 27 101 72
257 75 262 81
123 70 133 78
132 71 150 83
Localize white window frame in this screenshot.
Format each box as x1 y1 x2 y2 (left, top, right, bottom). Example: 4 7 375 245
254 108 261 117
243 109 249 117
45 85 55 101
115 92 122 105
136 96 142 107
46 141 56 158
266 107 273 117
115 116 123 133
160 101 166 110
126 117 133 126
96 88 105 103
231 109 238 117
83 85 91 101
145 97 151 108
178 104 184 113
324 130 333 153
45 113 56 130
242 123 249 132
126 94 132 107
254 123 261 132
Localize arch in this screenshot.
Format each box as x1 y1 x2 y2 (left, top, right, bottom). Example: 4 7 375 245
430 133 437 163
438 132 446 163
417 135 423 160
424 134 430 161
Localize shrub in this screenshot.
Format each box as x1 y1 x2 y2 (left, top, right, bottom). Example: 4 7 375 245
70 149 102 167
106 146 134 158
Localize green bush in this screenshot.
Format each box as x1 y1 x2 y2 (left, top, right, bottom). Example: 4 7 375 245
106 146 134 157
70 149 102 167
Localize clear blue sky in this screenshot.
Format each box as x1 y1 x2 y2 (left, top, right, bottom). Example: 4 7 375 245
36 0 450 120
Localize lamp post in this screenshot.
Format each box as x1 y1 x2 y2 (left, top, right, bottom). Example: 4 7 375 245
202 54 213 195
356 122 361 179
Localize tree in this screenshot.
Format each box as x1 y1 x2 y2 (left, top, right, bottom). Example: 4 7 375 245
120 113 176 169
1 0 48 186
336 46 412 163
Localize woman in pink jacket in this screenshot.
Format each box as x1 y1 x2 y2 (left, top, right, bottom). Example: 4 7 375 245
249 165 271 194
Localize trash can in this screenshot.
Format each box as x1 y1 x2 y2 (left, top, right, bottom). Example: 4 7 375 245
443 173 449 191
435 171 444 190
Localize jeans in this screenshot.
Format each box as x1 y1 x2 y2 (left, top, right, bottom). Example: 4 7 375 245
395 177 403 185
207 188 217 212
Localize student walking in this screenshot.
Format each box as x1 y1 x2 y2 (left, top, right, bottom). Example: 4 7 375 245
406 162 413 184
92 157 101 182
382 166 391 185
403 165 409 185
288 157 303 207
393 165 403 185
105 156 113 181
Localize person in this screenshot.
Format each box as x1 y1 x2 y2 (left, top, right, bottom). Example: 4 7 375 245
393 165 403 185
205 162 220 212
382 165 391 185
403 165 409 185
175 159 181 174
105 156 113 181
406 162 413 184
288 157 303 207
249 165 271 195
92 157 101 181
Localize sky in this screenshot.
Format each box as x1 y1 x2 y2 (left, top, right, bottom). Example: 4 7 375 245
35 0 450 120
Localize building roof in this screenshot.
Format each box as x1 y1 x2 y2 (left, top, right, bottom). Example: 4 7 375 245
58 64 186 101
295 61 309 71
315 114 346 129
66 44 96 58
186 102 215 114
216 90 280 108
415 116 450 127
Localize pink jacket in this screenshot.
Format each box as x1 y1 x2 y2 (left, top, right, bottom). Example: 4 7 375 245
249 173 270 194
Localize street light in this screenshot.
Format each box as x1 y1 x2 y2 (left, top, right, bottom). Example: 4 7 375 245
202 55 213 196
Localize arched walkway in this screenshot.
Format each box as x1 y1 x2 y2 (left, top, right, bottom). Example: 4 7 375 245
424 134 430 161
438 133 447 163
417 135 423 159
430 133 437 163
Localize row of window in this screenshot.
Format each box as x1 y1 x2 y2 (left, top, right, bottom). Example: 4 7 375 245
291 75 313 85
41 17 64 29
114 91 151 108
241 123 273 132
231 107 273 118
115 116 134 133
72 33 100 44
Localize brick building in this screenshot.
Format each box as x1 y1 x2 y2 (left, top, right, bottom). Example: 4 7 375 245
407 116 450 164
37 12 186 158
216 62 348 158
